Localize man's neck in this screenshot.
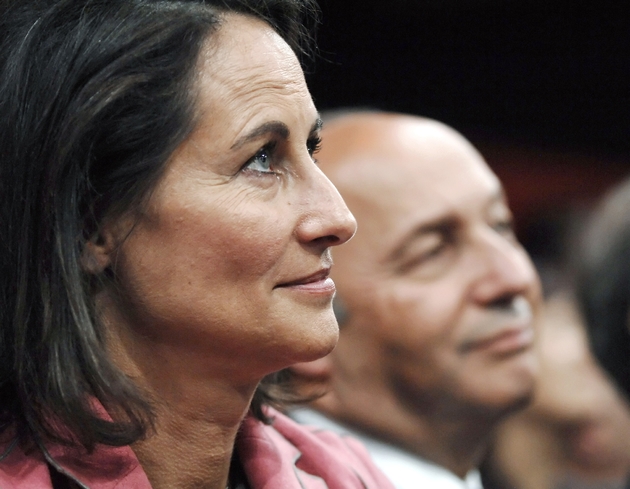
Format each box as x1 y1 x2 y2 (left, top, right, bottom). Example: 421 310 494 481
315 392 499 479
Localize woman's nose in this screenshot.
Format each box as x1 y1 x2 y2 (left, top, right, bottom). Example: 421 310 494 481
296 166 357 249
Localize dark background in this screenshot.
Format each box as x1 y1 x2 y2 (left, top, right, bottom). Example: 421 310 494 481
305 0 630 271
306 0 630 156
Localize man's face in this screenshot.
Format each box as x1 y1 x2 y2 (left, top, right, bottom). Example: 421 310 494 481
321 115 541 422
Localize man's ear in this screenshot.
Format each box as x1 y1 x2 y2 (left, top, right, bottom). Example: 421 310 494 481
81 224 120 275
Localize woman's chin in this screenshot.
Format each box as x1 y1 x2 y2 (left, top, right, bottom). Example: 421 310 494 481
275 314 339 367
303 312 340 355
304 329 339 362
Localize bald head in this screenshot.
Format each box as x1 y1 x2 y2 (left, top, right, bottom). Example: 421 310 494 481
318 112 490 191
319 113 507 290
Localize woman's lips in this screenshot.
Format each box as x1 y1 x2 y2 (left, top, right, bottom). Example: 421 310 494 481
275 269 336 294
282 277 336 294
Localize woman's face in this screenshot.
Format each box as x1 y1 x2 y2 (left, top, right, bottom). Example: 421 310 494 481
102 15 356 380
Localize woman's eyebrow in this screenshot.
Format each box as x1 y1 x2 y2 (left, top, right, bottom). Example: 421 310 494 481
231 121 290 150
231 117 321 150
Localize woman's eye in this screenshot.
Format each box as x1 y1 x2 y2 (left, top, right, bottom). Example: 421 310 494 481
243 145 276 175
307 135 322 160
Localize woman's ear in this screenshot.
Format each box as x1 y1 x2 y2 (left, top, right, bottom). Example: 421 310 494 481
81 225 119 275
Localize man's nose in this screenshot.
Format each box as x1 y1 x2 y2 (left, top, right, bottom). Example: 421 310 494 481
468 229 539 305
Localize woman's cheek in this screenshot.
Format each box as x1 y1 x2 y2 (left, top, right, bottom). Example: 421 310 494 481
205 204 291 276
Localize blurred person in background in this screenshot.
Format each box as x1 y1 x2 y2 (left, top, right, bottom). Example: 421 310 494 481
482 293 630 489
481 174 630 489
290 111 541 489
579 175 630 401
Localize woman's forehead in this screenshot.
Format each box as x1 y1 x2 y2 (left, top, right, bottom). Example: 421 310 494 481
197 14 304 93
192 14 314 139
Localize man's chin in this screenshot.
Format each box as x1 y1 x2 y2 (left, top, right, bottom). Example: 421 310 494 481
458 348 539 419
482 351 538 415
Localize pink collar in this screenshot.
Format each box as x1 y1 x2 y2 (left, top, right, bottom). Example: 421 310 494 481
0 408 393 489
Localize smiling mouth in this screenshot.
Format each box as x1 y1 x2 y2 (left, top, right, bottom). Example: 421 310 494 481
275 268 331 288
462 325 535 356
460 297 535 355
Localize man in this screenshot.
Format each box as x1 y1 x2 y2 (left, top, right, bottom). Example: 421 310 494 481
291 111 541 489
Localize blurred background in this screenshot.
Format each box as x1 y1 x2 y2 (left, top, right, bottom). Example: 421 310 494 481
306 0 630 289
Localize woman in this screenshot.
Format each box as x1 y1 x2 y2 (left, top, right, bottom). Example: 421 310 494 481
0 1 393 488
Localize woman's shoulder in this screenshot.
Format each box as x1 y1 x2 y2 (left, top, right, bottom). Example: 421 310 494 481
237 407 395 489
0 433 152 489
0 437 52 488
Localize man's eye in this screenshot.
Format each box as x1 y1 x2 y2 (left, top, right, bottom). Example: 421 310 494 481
395 234 452 275
406 242 448 268
243 145 276 175
395 241 454 279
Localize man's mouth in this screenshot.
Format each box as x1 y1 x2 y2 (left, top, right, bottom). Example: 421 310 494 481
459 297 535 355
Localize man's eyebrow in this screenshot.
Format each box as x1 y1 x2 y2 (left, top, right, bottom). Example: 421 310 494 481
230 121 290 150
484 187 508 211
387 188 507 263
388 217 457 263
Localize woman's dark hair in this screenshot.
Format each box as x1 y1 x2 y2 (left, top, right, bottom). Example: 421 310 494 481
0 0 318 451
577 175 630 399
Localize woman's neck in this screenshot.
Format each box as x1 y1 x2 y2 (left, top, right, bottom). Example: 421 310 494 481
129 357 260 489
96 289 268 488
132 395 250 489
99 299 261 489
